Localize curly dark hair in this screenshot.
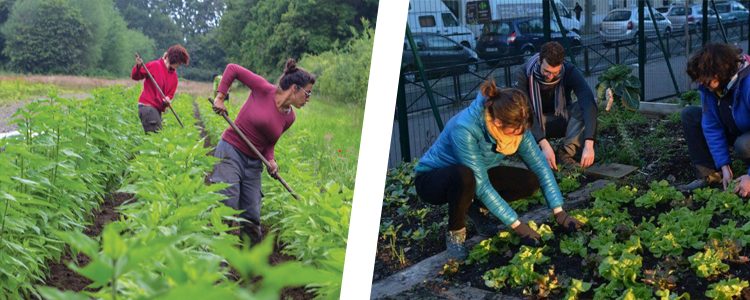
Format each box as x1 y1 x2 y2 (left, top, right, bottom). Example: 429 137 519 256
481 79 532 131
540 41 565 66
687 43 743 89
166 44 190 66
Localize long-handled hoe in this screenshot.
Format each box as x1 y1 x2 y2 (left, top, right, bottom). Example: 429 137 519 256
134 52 184 128
207 98 300 200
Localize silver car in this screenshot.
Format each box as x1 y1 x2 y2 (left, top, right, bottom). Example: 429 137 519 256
599 8 672 46
714 1 748 24
663 4 723 33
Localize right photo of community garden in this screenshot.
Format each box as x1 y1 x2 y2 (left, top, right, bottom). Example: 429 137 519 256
371 0 750 298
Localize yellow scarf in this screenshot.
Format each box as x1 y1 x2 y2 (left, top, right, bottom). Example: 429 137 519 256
485 110 522 155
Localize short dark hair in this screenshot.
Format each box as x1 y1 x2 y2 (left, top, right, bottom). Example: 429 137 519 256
278 58 316 90
167 44 190 66
481 79 532 132
540 42 565 66
687 43 743 89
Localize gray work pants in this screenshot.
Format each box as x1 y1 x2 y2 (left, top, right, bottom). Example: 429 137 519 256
210 139 264 226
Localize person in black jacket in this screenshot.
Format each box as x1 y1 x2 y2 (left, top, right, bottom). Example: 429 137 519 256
514 41 598 170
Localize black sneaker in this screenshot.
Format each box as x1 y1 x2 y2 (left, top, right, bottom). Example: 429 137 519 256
240 222 263 245
556 148 578 167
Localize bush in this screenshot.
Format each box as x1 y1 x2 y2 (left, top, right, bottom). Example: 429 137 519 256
2 0 93 73
300 19 374 105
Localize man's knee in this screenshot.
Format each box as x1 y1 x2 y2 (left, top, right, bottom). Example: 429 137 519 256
735 133 750 160
681 106 702 126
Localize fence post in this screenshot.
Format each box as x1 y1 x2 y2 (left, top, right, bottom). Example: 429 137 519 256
703 0 709 45
543 0 551 41
505 66 512 87
453 74 461 103
584 47 590 76
405 27 444 131
638 0 646 103
396 73 411 163
615 46 620 64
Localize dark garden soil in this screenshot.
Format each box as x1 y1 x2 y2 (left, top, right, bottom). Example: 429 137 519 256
42 192 133 293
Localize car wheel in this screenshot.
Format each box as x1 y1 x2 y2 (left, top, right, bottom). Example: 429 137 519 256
403 65 417 82
522 47 534 56
466 59 478 73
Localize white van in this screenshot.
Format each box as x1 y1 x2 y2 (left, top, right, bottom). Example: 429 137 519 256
408 0 477 49
446 0 582 38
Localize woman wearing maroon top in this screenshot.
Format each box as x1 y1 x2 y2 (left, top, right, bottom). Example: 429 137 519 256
210 59 315 244
131 45 190 133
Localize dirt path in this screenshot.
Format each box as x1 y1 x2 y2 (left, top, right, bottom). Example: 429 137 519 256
42 193 133 293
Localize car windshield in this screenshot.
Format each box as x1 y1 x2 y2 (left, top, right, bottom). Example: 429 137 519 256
486 22 511 35
715 4 730 13
695 7 718 15
656 7 668 13
604 11 631 21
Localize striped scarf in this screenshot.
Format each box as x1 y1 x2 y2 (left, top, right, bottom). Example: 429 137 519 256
526 53 566 132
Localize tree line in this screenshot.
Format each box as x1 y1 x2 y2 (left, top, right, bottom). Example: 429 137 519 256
0 0 378 81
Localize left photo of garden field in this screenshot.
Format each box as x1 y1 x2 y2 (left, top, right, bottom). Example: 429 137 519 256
0 0 378 299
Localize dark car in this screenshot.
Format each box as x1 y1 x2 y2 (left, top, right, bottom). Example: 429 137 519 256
476 17 582 63
402 33 480 81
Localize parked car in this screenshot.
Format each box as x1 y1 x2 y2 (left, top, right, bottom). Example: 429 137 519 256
402 33 479 81
599 8 672 47
407 0 476 49
714 1 748 24
663 4 725 33
476 17 582 63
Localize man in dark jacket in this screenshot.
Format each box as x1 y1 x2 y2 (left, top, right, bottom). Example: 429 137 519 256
514 41 598 170
679 43 750 194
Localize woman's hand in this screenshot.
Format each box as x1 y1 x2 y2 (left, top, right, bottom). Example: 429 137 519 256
267 159 279 178
721 164 734 191
212 93 227 115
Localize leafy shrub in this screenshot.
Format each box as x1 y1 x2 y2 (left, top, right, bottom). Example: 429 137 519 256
300 19 374 105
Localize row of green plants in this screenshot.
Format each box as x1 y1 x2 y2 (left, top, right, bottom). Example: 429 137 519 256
197 95 360 299
0 87 143 298
454 181 750 299
38 92 325 299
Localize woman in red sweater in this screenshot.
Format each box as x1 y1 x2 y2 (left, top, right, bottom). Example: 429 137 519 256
131 45 190 133
210 59 315 243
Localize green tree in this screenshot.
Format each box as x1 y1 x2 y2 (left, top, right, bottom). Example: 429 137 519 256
115 0 183 51
220 0 374 76
0 0 16 64
2 0 93 73
216 0 255 63
181 29 226 81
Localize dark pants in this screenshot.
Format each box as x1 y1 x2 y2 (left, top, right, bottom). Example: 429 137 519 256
138 104 162 133
544 102 585 157
210 140 264 226
681 106 750 178
415 165 540 231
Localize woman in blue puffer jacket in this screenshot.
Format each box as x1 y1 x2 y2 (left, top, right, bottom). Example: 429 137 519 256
414 79 583 260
